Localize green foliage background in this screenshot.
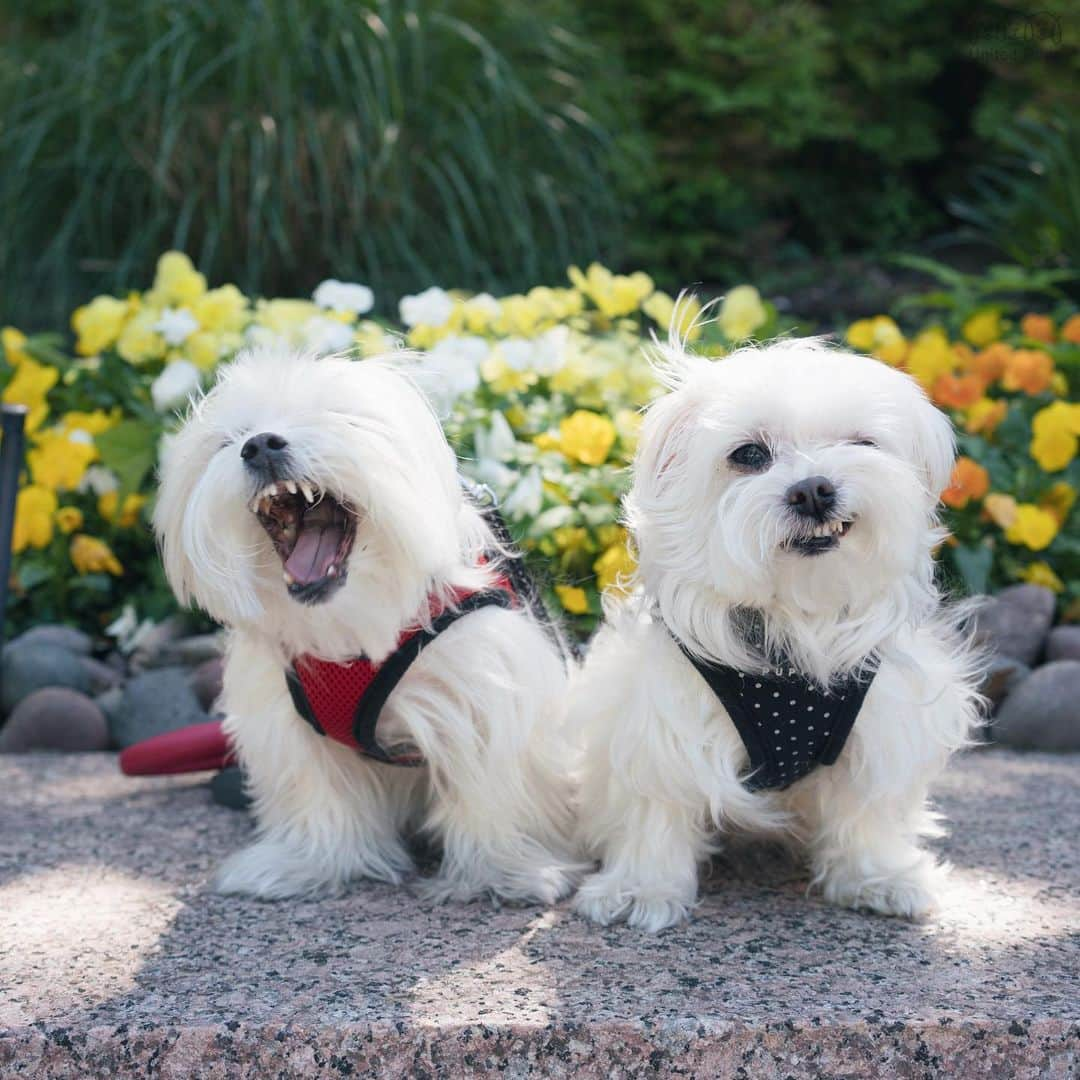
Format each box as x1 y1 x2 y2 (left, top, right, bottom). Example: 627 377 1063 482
1 0 1078 326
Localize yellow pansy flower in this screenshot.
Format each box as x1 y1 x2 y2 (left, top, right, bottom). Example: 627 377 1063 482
481 356 538 395
596 524 627 550
59 409 120 437
191 284 249 333
558 410 616 466
492 294 545 337
183 331 225 371
718 285 767 341
98 491 146 527
554 584 589 614
643 291 704 342
3 356 59 432
568 264 654 319
254 298 320 339
1041 482 1076 526
846 315 907 365
27 431 98 491
983 493 1018 529
594 541 636 593
12 485 58 553
533 431 562 453
1030 401 1080 472
2 327 32 366
1019 561 1064 593
905 327 953 389
70 534 123 576
527 286 583 322
964 397 1007 435
147 251 207 308
116 308 166 365
72 295 130 356
553 526 590 553
1004 505 1058 551
55 506 84 534
961 309 1002 348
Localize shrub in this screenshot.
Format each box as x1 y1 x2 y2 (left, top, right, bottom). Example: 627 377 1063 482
0 0 630 331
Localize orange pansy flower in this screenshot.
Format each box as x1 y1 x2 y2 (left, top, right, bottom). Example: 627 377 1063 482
1020 313 1055 343
932 372 984 409
970 342 1011 384
941 456 990 509
1061 314 1080 344
1001 349 1054 395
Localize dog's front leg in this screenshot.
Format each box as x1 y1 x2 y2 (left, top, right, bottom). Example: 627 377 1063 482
214 641 417 900
796 767 946 919
572 793 703 932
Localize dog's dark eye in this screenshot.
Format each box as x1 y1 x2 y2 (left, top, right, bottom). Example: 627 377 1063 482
851 438 877 448
728 442 772 471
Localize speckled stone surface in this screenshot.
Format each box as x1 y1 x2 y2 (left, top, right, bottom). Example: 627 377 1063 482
0 751 1076 1078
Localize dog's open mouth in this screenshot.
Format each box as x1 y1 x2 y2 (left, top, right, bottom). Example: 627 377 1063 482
788 518 854 556
249 481 358 603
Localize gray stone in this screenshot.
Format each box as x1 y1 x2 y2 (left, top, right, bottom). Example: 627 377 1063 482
1046 625 1080 663
980 654 1030 711
210 765 251 810
189 656 224 711
106 667 207 749
127 614 192 672
0 642 94 716
971 584 1056 666
992 660 1080 751
9 624 94 655
79 656 124 694
0 688 108 752
146 633 224 669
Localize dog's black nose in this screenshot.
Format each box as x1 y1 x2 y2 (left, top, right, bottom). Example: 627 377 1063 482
786 475 836 519
241 432 289 464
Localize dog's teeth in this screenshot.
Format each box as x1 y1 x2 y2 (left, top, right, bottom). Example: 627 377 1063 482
300 483 315 504
285 481 297 495
283 571 295 586
327 565 337 578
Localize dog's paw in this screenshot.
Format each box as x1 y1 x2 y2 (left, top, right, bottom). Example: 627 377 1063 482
419 861 579 907
572 874 691 931
214 841 353 900
819 857 945 919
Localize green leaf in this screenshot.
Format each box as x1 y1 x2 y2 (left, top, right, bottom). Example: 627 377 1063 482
951 543 994 596
16 559 54 590
95 419 159 500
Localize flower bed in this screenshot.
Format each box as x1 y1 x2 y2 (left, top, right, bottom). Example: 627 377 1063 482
2 254 1077 642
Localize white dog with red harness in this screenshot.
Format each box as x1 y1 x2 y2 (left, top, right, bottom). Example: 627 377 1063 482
154 347 581 904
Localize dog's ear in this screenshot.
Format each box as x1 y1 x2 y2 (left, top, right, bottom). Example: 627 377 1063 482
636 384 708 497
908 383 957 500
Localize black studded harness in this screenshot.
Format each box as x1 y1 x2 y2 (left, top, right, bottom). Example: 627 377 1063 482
673 637 877 791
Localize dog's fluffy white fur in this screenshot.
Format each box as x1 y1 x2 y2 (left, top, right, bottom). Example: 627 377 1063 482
154 348 580 904
571 338 983 932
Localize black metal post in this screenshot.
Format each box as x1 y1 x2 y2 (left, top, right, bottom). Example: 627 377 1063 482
0 404 28 659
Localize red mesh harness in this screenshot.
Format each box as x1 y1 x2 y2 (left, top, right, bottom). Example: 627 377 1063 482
285 578 516 766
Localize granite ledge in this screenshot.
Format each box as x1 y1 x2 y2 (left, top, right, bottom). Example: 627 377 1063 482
1 751 1077 1078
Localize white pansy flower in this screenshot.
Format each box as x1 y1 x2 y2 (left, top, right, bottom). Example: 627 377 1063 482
79 466 119 496
415 335 489 412
313 279 374 315
531 326 570 375
499 338 535 371
474 410 517 465
399 286 454 328
502 466 543 520
151 360 202 413
153 308 200 346
302 316 355 355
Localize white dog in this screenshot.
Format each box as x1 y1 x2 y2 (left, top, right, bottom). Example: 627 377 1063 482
154 347 580 904
572 337 983 932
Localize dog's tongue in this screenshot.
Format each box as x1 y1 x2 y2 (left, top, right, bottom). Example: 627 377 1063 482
284 502 343 585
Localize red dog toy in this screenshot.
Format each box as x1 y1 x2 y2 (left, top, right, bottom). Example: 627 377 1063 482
119 719 234 776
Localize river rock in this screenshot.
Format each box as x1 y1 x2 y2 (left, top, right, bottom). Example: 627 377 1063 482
1045 625 1080 663
79 656 124 694
210 766 252 810
9 625 94 655
148 634 224 669
190 657 224 711
992 661 1080 751
106 667 207 749
980 655 1030 711
128 615 193 672
971 585 1055 667
0 688 108 752
1 643 95 716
